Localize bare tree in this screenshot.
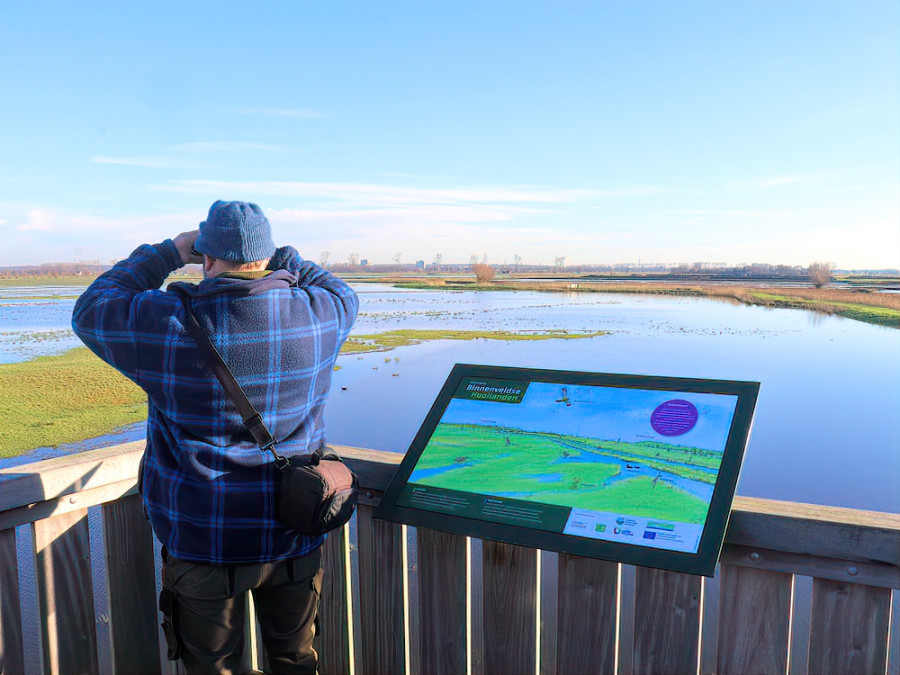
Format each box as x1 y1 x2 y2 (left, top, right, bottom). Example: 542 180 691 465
393 252 403 269
513 253 522 272
319 251 330 267
469 254 480 267
554 256 566 273
808 261 835 288
433 252 443 273
348 253 359 267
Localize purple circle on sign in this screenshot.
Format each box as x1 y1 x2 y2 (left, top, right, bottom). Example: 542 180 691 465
651 399 699 436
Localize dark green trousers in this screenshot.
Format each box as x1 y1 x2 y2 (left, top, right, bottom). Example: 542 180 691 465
160 547 322 675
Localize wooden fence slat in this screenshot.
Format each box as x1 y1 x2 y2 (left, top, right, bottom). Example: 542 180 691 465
716 564 791 675
102 493 160 675
32 509 99 675
0 527 25 675
556 554 617 675
481 540 537 675
808 579 892 675
633 567 701 675
357 504 406 675
417 527 468 675
317 524 353 675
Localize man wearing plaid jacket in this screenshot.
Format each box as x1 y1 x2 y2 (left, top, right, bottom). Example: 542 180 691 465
72 200 358 674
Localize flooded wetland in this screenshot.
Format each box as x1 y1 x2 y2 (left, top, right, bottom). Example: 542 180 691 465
2 282 898 513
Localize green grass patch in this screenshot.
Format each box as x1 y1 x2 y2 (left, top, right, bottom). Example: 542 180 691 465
0 347 146 457
341 328 608 354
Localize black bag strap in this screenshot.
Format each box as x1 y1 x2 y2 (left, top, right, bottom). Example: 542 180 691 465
178 293 290 471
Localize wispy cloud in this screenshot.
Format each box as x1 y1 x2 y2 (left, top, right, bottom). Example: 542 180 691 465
236 108 328 119
92 155 205 169
92 141 294 169
677 208 777 219
7 209 197 236
156 179 670 209
0 208 202 265
724 174 809 191
14 209 57 232
170 141 291 153
369 170 460 181
759 175 803 188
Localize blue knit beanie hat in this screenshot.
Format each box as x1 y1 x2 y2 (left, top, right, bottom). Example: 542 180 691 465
195 200 276 262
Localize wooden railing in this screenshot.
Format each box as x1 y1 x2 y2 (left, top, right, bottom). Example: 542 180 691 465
1 441 897 675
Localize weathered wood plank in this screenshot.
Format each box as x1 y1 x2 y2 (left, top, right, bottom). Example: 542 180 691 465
0 480 137 531
102 493 160 675
728 496 900 567
417 527 468 675
716 564 791 675
0 527 25 675
0 442 144 511
356 504 406 675
32 509 99 675
0 442 394 514
482 540 537 675
808 579 891 675
721 544 899 589
633 567 701 675
317 524 353 675
556 553 617 675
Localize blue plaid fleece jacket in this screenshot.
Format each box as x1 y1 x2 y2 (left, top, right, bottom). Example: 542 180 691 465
72 240 358 564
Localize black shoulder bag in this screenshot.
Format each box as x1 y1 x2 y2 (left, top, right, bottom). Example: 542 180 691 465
179 294 358 536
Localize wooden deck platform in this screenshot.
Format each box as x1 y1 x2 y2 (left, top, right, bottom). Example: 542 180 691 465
1 441 897 674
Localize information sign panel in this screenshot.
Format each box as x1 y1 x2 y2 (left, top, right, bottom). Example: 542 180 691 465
374 364 759 576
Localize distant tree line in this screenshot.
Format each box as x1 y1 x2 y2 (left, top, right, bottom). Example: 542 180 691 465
669 262 807 278
5 258 885 287
0 261 112 278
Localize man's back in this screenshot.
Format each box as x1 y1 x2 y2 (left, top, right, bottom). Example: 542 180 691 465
73 239 358 563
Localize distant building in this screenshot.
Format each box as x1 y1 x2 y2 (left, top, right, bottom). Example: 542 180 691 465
416 260 425 270
360 259 369 266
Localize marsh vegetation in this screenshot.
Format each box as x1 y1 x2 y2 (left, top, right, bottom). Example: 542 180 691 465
393 278 900 328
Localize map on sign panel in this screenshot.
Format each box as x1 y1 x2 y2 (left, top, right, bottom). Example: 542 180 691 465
395 377 738 555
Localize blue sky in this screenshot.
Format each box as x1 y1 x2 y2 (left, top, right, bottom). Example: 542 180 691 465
442 382 739 452
1 1 897 268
